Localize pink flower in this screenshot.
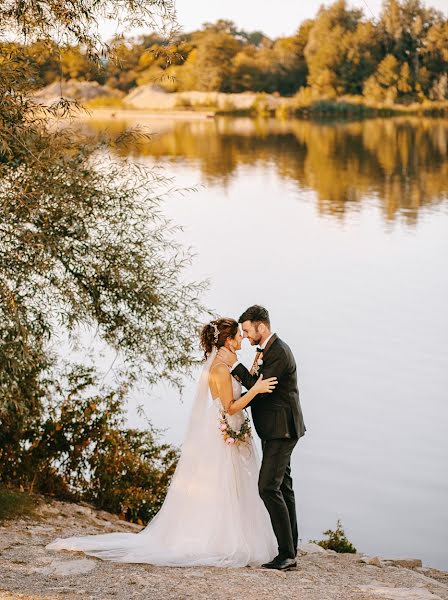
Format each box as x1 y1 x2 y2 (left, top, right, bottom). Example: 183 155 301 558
226 437 235 445
220 424 227 431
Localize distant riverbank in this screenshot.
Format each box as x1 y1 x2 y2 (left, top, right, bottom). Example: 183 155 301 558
76 108 216 121
35 80 448 121
82 95 448 120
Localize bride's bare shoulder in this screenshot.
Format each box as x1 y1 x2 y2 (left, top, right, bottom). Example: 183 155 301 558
209 361 230 381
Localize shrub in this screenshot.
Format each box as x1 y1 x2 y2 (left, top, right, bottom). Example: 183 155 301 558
220 97 237 112
251 93 270 117
174 95 192 108
0 488 39 521
83 95 125 109
0 364 179 524
311 519 357 553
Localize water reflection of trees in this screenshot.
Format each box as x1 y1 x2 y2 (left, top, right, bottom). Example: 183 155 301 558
87 116 448 223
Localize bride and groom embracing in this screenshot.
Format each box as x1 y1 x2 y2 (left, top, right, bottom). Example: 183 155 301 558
47 305 306 571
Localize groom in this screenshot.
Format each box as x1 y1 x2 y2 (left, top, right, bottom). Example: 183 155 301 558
218 305 305 571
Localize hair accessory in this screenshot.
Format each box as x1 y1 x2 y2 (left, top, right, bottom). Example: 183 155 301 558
210 321 219 344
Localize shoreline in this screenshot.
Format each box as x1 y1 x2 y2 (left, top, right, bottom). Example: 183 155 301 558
74 108 217 121
73 104 448 123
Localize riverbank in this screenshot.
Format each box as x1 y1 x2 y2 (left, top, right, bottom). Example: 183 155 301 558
79 99 448 121
1 495 447 600
34 80 448 121
75 108 216 121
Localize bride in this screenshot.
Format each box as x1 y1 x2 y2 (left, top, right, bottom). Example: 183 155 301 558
47 318 278 567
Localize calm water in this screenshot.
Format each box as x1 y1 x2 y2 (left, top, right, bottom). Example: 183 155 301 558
87 116 448 569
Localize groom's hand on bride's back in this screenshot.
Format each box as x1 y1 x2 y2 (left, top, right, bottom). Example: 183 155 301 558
217 347 237 367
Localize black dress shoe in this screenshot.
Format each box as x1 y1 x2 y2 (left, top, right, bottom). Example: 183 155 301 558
261 558 280 569
261 556 297 571
274 557 297 571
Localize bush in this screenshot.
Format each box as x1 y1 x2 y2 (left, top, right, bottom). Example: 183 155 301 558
174 95 193 108
0 488 39 521
0 364 179 524
83 95 125 109
311 519 357 553
0 0 199 529
275 101 294 120
251 93 270 117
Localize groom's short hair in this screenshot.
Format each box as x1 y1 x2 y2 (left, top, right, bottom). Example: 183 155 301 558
239 305 270 327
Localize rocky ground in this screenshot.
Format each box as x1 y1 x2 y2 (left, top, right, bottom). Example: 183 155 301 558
1 499 447 600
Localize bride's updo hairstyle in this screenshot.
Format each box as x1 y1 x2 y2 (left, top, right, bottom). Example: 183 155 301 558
200 318 239 358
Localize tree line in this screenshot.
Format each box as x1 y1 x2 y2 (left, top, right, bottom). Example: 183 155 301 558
5 0 448 104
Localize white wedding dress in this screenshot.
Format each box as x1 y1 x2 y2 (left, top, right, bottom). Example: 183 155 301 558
47 349 277 566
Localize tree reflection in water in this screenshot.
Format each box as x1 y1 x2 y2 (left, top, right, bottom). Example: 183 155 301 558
85 116 448 225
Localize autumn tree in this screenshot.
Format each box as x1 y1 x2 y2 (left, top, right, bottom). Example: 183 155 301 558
184 23 241 92
3 1 448 101
378 0 446 99
363 53 401 102
270 28 310 95
304 0 379 96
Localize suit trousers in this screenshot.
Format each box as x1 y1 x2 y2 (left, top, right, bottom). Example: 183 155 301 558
259 438 298 559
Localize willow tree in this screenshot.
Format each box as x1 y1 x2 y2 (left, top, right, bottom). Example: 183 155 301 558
0 3 205 419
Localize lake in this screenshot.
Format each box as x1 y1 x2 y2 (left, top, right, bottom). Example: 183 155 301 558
85 115 448 570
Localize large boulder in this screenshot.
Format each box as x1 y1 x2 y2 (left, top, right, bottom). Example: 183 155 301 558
125 84 177 109
124 86 281 111
384 558 423 569
33 79 123 105
297 542 328 555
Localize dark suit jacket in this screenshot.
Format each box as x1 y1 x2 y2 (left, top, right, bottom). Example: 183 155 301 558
233 334 306 441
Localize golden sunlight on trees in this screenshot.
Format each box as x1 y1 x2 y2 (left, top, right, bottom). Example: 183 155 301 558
3 0 446 104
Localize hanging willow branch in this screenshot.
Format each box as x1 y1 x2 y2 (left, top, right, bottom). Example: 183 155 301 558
0 1 208 418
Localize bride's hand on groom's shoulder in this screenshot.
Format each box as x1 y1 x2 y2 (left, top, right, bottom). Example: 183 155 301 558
217 347 237 367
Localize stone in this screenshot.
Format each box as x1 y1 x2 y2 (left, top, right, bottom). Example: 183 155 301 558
384 558 423 569
360 555 388 567
34 558 97 576
415 567 431 574
97 510 119 522
367 556 384 567
33 80 123 105
75 505 94 516
358 586 442 599
297 542 327 555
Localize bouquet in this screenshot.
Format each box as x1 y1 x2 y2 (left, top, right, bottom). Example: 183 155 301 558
219 411 252 445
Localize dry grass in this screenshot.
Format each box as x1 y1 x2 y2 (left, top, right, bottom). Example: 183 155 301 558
0 488 40 521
